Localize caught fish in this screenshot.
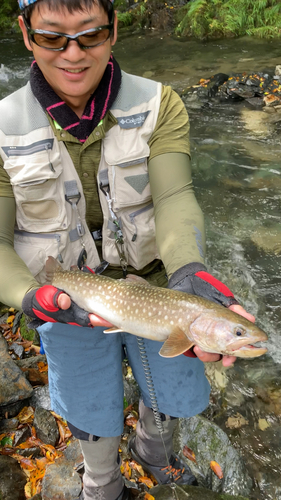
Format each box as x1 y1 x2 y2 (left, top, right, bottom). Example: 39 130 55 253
46 257 268 358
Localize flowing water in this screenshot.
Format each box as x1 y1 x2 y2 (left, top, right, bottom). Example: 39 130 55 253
1 29 281 499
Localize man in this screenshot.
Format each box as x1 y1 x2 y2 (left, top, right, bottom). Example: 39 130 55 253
0 0 255 498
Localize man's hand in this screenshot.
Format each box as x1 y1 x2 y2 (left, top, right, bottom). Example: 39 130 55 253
193 304 256 366
22 286 112 328
57 292 112 328
168 263 256 364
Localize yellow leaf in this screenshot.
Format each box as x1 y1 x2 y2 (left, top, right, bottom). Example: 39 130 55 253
16 406 34 424
24 482 33 499
210 461 223 479
138 476 154 488
258 418 270 431
144 494 155 500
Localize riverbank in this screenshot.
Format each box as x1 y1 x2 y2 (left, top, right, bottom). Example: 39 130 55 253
2 0 281 40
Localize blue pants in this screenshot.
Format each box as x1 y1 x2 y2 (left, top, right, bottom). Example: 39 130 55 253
38 323 210 437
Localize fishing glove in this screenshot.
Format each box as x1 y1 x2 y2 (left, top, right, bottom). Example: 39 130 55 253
167 262 238 307
22 285 91 328
168 262 238 358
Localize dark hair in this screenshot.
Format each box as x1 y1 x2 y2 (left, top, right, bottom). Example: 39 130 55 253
23 0 114 26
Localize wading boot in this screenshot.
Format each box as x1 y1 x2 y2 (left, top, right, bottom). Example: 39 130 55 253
129 400 198 486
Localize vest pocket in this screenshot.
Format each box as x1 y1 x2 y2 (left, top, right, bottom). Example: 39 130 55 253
14 231 67 285
108 158 152 211
5 151 68 232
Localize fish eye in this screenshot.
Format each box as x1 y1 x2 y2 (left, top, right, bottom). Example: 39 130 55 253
235 327 246 337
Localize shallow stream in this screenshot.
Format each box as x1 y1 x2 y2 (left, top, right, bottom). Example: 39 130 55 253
1 29 281 500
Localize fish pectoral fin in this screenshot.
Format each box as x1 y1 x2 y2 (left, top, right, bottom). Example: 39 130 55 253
103 327 124 334
159 327 194 358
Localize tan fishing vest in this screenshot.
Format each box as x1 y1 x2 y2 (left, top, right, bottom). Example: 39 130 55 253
0 71 162 284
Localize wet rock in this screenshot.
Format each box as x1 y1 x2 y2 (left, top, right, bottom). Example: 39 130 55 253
30 384 51 410
0 455 27 500
240 109 274 137
14 425 32 446
41 462 82 500
9 342 24 359
61 437 83 469
12 311 23 335
0 417 19 431
0 333 33 406
275 65 281 76
173 415 252 497
149 484 249 499
124 376 140 407
0 399 30 419
264 94 281 107
34 407 59 447
16 355 48 386
251 226 281 255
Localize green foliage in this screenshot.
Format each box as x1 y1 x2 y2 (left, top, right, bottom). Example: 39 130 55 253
0 0 20 31
117 11 134 27
20 314 35 342
176 0 281 39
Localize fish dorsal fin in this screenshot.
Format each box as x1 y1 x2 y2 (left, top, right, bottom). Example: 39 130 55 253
123 274 152 286
104 327 124 334
159 327 194 358
45 256 63 284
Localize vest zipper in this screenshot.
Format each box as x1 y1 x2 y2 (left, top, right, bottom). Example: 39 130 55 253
129 203 154 242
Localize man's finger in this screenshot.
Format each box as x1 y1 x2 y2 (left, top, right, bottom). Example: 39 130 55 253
193 346 221 363
57 293 71 310
89 314 113 328
222 355 236 367
229 304 255 323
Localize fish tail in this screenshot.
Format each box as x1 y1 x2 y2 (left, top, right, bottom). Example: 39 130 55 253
45 256 63 284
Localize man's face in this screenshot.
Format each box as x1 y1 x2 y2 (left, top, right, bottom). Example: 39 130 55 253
19 2 117 110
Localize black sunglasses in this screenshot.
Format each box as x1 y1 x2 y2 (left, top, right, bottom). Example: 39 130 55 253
23 17 114 51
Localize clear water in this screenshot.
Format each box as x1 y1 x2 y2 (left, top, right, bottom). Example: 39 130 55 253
1 29 281 499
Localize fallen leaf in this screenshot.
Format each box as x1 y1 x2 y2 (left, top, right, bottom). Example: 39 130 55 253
138 476 154 488
182 445 197 463
124 460 131 480
225 413 249 429
210 461 223 479
24 481 34 499
258 418 270 431
0 436 13 447
37 361 48 373
16 407 34 424
130 459 145 476
144 494 155 500
125 416 138 429
7 315 15 325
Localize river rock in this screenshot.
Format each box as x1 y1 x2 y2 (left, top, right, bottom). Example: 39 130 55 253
17 354 48 385
173 416 252 497
30 384 52 410
149 484 249 500
251 225 281 255
0 455 27 500
41 462 82 500
0 333 33 406
33 407 59 447
61 437 84 469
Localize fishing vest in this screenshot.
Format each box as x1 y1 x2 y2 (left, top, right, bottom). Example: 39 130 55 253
0 71 162 284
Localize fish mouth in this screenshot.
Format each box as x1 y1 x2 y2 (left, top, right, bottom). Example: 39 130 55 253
230 345 268 358
228 337 268 358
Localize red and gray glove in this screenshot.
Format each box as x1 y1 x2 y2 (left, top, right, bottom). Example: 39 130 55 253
168 262 239 357
22 285 92 328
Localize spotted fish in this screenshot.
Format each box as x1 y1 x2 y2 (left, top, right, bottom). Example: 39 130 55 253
46 257 268 358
